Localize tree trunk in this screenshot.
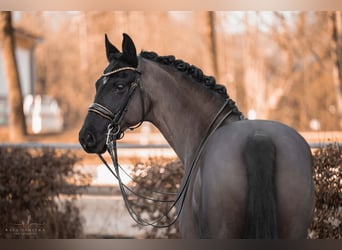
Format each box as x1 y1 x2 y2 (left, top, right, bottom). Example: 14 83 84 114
199 11 219 78
207 11 219 78
0 11 27 141
331 11 342 129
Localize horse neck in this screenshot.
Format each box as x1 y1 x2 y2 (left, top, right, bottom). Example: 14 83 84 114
141 59 228 167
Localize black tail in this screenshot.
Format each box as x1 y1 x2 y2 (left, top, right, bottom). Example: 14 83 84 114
242 132 278 238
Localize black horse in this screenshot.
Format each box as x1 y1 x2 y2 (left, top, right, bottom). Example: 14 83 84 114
79 33 315 238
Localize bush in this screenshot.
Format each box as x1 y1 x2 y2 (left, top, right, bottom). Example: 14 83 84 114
309 143 341 239
0 146 89 238
128 143 341 239
129 157 183 238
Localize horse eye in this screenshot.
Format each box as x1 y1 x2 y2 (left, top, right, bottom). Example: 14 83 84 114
116 84 125 90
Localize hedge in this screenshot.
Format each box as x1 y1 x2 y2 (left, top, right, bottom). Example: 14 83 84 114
0 142 340 239
309 143 341 239
0 147 88 239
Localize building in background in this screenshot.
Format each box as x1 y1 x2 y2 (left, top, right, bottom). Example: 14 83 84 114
0 28 63 133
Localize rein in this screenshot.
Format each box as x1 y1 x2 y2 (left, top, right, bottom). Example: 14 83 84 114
89 66 236 228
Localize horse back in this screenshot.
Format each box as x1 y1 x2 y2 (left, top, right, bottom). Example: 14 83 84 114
192 119 314 238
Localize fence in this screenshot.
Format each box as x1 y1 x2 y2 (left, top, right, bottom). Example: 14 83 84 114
1 141 341 150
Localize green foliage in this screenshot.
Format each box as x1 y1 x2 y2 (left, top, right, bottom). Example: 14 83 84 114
0 147 88 238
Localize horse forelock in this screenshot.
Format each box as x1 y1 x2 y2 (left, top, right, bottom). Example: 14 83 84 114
139 51 228 98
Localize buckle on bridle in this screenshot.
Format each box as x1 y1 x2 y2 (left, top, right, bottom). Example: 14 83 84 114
106 123 122 146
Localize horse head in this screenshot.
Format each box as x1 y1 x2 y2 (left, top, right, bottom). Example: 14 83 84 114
79 33 144 154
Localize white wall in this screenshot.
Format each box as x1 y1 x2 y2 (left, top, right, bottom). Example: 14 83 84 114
0 47 33 97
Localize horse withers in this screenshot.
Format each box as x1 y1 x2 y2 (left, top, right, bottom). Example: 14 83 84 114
79 33 315 238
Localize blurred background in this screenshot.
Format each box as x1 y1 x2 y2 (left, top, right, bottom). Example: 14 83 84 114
1 11 342 142
0 11 341 239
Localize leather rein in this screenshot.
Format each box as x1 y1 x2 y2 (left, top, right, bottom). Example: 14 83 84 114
87 65 236 228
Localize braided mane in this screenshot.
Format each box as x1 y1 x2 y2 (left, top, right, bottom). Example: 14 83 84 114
140 51 228 97
139 51 243 116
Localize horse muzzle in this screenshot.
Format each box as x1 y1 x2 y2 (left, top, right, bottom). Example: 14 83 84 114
79 127 107 154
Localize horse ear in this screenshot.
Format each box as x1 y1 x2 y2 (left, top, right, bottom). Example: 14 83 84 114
105 34 120 62
121 33 138 67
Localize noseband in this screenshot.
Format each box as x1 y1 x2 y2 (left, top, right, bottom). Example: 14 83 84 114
88 66 144 139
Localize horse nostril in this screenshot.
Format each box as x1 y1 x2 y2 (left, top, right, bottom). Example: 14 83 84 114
84 132 96 148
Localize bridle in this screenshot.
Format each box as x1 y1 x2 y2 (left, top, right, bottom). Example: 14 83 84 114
87 65 240 228
88 66 145 140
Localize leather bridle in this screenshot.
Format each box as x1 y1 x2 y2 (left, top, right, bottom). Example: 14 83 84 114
88 66 144 140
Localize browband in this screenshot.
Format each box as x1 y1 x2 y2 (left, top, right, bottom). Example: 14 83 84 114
102 67 138 77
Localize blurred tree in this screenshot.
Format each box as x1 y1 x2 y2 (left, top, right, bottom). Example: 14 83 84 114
204 11 218 77
197 11 219 78
242 12 285 119
12 11 342 135
0 11 27 141
273 12 340 130
239 12 340 130
331 11 342 128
